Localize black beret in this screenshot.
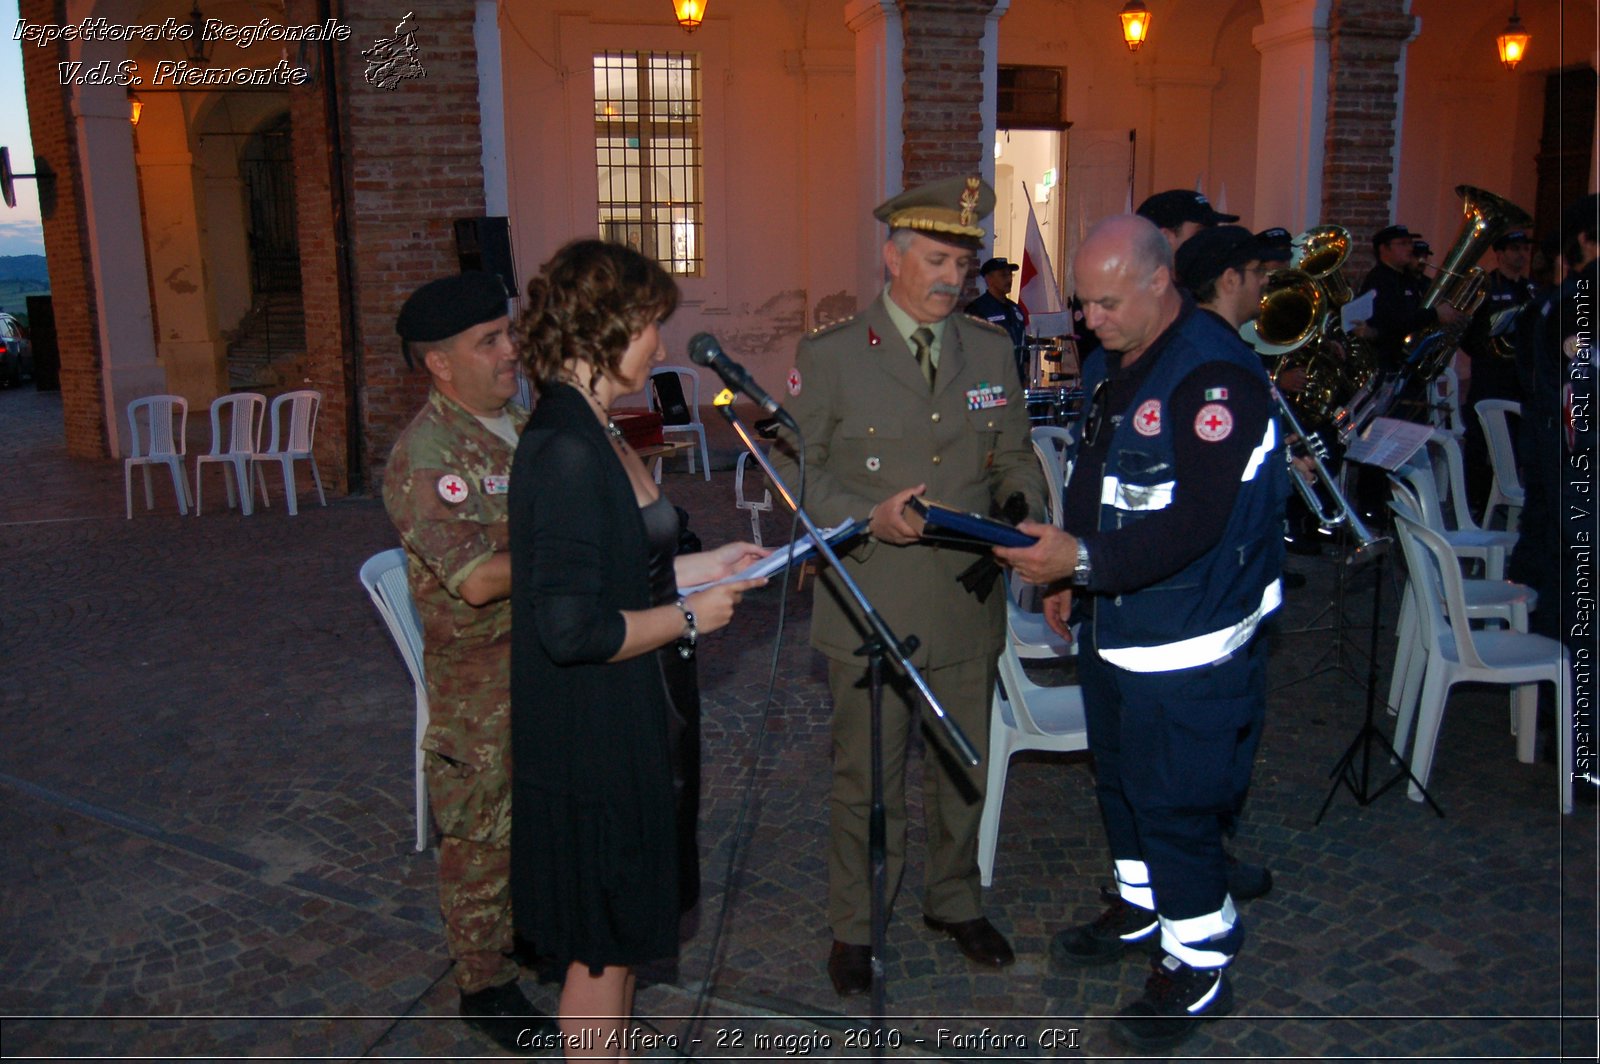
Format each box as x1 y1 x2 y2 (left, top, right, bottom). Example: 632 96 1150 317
396 271 509 345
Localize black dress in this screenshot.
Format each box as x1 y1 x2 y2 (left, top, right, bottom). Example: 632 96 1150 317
508 384 683 975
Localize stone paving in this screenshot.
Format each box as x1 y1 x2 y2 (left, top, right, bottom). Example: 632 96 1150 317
0 383 1595 1061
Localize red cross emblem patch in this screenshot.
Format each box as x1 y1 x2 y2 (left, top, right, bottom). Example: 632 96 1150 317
436 474 469 504
787 367 803 396
1133 399 1162 437
1194 403 1233 442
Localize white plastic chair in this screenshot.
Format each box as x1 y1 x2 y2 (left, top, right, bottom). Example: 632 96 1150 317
1392 434 1516 580
978 633 1088 886
734 451 773 545
194 392 266 516
1475 399 1524 532
648 367 711 482
1030 425 1074 527
1386 490 1537 739
253 390 327 516
1389 512 1573 815
1428 366 1467 438
359 548 431 852
124 395 191 518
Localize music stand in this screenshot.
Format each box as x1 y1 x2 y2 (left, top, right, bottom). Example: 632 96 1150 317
1315 419 1443 821
715 400 980 1049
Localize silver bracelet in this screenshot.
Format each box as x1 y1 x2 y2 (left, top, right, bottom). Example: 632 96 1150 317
674 596 697 660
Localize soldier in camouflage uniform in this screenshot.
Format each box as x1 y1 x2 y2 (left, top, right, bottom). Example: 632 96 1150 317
384 272 556 1055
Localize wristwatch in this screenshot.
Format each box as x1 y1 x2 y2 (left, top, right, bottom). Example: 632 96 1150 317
1072 539 1092 586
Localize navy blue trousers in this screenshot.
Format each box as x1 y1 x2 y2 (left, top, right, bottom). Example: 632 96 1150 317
1078 627 1267 922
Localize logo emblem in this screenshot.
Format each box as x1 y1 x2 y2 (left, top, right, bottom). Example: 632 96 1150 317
1194 403 1233 442
1133 399 1162 437
787 367 802 396
437 474 469 504
866 456 881 472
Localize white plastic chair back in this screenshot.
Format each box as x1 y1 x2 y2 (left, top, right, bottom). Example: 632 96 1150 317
124 395 191 518
1429 366 1466 437
1474 398 1524 531
1390 512 1573 814
647 366 711 482
1394 453 1514 580
1030 425 1073 527
978 633 1088 886
194 392 266 516
359 548 431 851
254 390 327 515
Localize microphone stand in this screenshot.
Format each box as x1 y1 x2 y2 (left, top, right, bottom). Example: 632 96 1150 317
716 402 979 1049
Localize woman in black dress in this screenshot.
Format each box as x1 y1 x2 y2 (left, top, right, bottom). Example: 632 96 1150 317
508 239 766 1053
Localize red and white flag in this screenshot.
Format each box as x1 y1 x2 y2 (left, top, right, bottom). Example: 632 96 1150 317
1017 185 1068 335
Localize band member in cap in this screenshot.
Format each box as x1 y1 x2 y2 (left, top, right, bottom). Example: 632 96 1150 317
995 215 1288 1053
1135 189 1239 252
965 256 1028 384
771 174 1044 996
1357 223 1465 371
383 271 557 1054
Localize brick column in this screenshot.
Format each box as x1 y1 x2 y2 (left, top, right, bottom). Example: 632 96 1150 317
1322 0 1419 278
897 0 999 192
19 0 106 458
288 1 487 493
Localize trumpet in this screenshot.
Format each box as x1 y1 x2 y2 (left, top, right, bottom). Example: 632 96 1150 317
1270 382 1389 566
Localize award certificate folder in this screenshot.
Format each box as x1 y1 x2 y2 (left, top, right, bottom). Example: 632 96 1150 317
679 518 868 593
909 496 1039 548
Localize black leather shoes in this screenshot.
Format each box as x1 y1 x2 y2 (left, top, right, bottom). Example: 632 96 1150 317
459 981 559 1056
923 915 1016 968
827 940 873 996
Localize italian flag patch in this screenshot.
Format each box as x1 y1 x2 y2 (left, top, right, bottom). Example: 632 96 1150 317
1204 387 1229 401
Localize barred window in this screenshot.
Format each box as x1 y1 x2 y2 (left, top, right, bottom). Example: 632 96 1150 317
593 51 704 276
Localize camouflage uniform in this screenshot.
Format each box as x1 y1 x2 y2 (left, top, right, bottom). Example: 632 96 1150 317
382 388 528 994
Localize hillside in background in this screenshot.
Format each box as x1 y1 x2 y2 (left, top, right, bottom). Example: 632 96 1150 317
0 255 48 283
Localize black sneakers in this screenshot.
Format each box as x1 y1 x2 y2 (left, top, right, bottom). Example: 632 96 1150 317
1048 887 1159 967
459 981 560 1056
1110 952 1234 1052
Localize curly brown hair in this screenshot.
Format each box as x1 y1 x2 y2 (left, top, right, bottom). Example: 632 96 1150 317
515 239 680 390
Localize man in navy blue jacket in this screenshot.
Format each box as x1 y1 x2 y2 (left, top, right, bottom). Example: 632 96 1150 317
997 214 1288 1053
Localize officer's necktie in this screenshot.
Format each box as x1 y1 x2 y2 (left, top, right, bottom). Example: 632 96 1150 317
911 326 936 391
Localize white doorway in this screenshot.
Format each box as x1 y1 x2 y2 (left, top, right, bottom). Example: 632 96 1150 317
992 128 1065 297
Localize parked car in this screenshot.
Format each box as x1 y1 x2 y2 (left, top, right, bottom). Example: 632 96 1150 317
0 313 32 386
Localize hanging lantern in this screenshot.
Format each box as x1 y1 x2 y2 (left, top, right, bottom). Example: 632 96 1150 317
672 0 706 33
129 90 144 126
1495 3 1530 71
1119 1 1151 53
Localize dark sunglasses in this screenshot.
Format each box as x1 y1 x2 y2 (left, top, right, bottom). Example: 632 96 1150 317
1082 379 1110 447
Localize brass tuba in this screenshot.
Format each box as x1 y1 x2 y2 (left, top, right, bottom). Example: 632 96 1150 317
1402 184 1533 384
1256 268 1361 430
1292 225 1355 307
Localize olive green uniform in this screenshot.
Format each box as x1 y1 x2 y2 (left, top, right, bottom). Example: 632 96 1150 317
382 388 527 994
772 294 1044 942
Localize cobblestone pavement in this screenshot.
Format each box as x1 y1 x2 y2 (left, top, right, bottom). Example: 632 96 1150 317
0 384 1595 1061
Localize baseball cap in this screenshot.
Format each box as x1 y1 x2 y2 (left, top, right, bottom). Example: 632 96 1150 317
1174 225 1280 291
979 257 1019 275
1412 240 1434 257
1372 224 1418 251
1491 229 1533 251
1136 189 1239 230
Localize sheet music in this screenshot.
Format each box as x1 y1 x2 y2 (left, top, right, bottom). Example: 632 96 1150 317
1340 290 1375 332
1343 417 1433 471
679 518 866 593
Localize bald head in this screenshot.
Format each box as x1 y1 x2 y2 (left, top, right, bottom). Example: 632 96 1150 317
1072 215 1182 365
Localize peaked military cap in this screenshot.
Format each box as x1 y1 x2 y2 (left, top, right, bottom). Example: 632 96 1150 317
874 175 995 249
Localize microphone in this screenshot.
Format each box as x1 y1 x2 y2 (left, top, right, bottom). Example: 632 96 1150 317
687 332 799 433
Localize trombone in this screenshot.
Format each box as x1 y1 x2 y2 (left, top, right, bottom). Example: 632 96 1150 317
1270 381 1389 566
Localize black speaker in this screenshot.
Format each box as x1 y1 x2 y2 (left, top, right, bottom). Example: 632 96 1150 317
454 216 517 295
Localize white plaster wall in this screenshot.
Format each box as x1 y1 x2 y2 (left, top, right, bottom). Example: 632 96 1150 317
1398 0 1596 267
496 0 856 402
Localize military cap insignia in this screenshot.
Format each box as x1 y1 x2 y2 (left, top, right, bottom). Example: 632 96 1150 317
959 177 981 228
437 473 470 504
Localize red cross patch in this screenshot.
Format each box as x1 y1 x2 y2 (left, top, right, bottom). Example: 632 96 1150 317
787 367 802 396
436 474 470 504
1133 399 1162 437
1194 403 1233 442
